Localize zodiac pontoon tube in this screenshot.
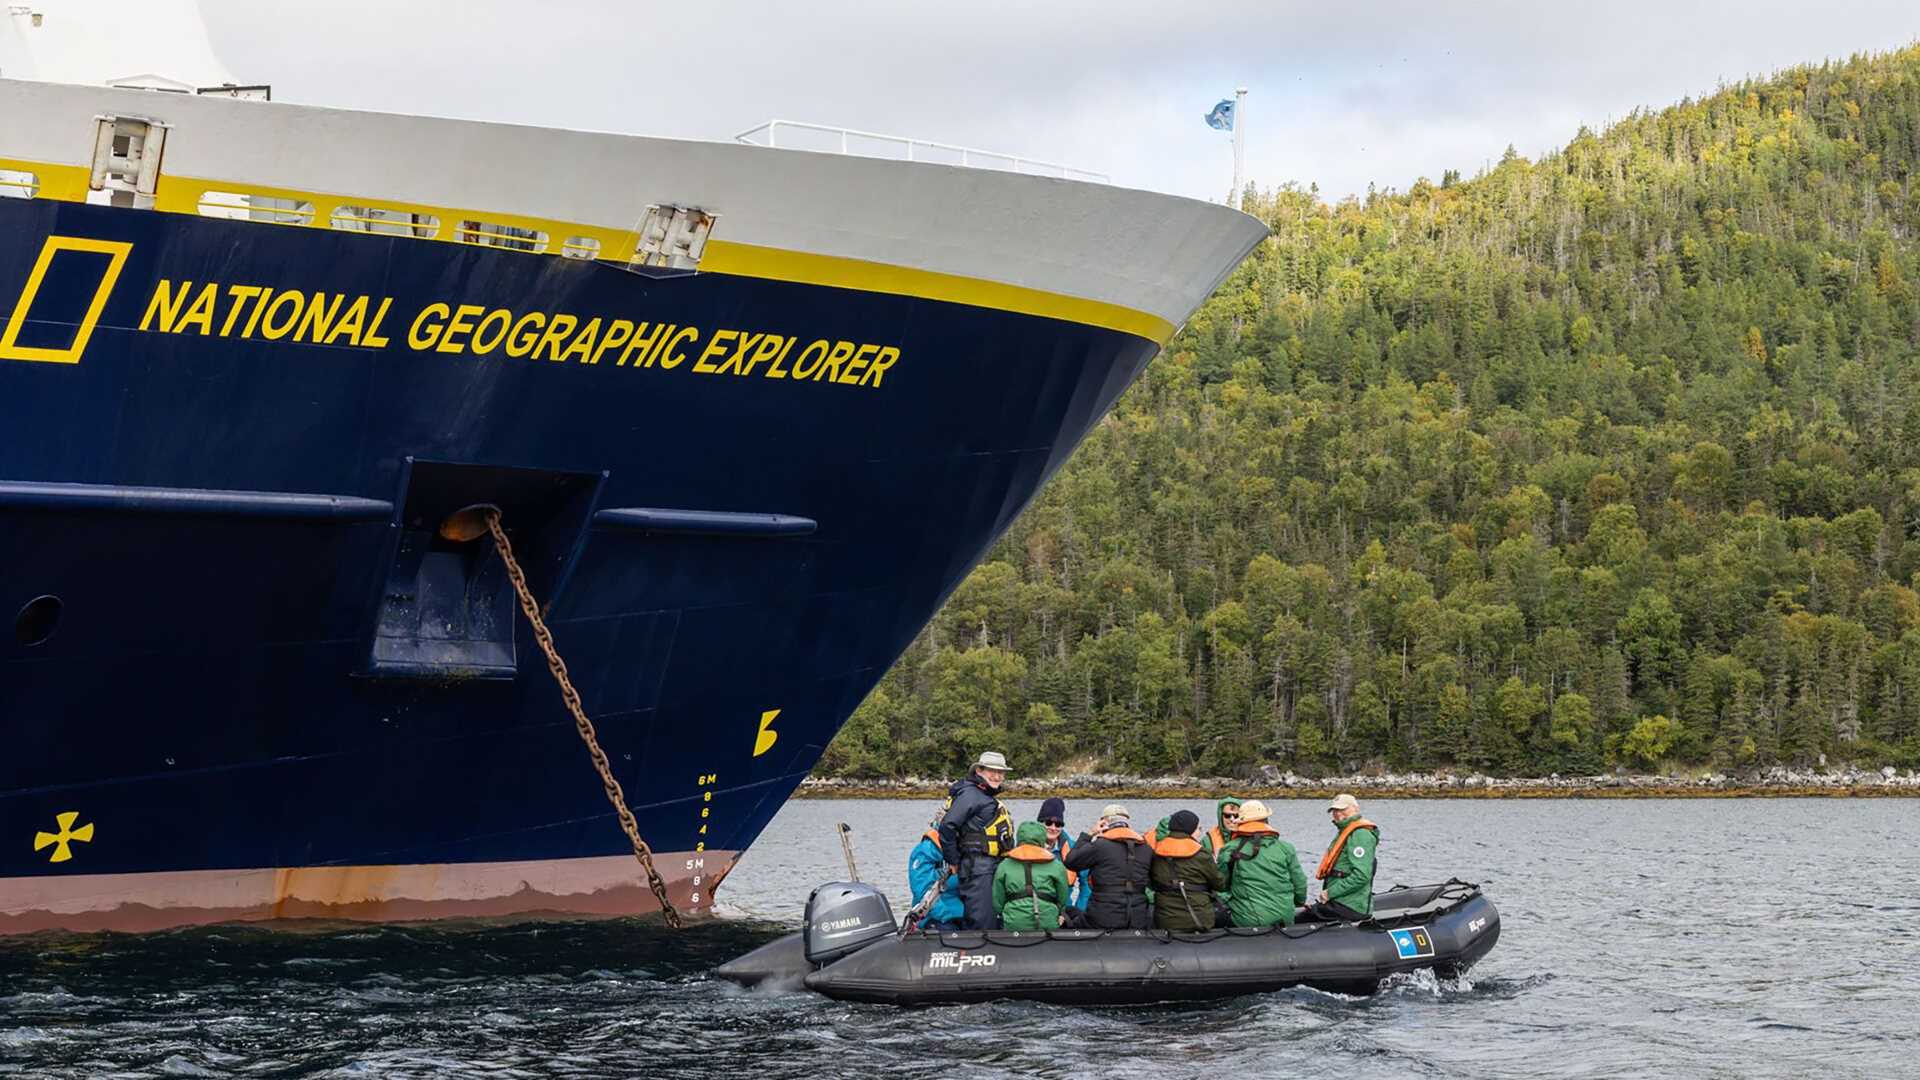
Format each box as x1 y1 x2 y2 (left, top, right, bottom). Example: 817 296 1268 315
717 879 1499 1005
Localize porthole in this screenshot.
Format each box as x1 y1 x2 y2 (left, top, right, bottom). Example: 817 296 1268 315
14 595 62 647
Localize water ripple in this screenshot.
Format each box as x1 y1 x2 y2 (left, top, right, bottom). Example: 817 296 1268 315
3 799 1917 1078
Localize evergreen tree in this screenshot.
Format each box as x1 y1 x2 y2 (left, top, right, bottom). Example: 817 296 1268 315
821 44 1920 779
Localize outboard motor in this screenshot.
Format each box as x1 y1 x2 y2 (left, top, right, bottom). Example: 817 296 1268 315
803 881 897 966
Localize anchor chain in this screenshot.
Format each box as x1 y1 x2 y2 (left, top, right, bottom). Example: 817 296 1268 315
483 508 684 929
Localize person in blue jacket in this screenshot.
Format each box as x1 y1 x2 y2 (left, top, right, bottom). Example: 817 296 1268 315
1037 796 1089 913
908 807 965 929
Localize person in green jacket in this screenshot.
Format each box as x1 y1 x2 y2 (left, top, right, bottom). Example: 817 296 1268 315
1304 792 1378 921
1149 810 1226 930
1201 796 1243 857
1214 798 1308 927
991 821 1071 930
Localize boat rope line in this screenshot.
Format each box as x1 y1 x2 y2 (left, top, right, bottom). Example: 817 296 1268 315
484 507 685 929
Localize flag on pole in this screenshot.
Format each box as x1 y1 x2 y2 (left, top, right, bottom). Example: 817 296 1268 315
1204 98 1235 131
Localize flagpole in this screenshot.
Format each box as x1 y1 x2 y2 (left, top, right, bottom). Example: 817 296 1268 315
1230 86 1247 209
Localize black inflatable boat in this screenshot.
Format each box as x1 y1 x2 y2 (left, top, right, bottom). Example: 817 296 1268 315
716 879 1498 1005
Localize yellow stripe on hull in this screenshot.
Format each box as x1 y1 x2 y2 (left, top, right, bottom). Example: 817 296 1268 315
0 157 1172 345
700 241 1173 345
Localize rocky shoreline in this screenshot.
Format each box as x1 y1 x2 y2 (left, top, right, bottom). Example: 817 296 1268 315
797 765 1920 800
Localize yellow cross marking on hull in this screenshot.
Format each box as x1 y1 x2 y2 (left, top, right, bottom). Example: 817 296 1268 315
33 811 94 863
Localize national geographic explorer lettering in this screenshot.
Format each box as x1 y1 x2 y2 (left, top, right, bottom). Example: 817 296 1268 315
136 279 903 388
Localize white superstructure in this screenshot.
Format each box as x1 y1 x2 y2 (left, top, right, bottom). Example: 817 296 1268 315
4 78 1259 339
0 0 239 92
1 1 1261 340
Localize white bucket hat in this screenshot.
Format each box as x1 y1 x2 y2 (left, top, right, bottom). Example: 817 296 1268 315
973 751 1011 773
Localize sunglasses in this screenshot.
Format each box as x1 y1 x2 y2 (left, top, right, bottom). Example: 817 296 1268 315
1041 819 1064 827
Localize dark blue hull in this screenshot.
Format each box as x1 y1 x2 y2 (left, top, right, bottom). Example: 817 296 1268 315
0 197 1157 929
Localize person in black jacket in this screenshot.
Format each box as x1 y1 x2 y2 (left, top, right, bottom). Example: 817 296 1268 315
1062 803 1153 930
937 751 1015 929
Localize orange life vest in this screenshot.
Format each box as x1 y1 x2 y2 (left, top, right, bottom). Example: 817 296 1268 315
1316 818 1378 880
1007 845 1065 916
1054 832 1079 888
1151 835 1203 858
1094 825 1151 899
1204 825 1228 853
1219 821 1281 891
922 828 942 848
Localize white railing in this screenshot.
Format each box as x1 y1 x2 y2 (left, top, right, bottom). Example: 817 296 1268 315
734 119 1108 184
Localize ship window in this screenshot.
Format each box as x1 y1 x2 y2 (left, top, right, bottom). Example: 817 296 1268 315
14 595 61 647
196 190 315 226
331 205 440 239
560 236 602 260
454 220 548 253
0 169 38 199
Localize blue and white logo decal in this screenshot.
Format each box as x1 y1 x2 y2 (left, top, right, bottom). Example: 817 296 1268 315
1389 927 1436 959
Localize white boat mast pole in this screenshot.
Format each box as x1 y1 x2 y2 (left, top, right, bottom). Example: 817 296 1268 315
1230 86 1247 209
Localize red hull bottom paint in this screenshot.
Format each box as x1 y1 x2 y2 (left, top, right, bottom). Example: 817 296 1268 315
0 851 738 934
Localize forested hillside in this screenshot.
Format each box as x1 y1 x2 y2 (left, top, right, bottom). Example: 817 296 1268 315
819 44 1920 779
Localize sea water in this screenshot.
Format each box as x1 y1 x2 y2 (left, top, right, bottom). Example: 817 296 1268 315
2 798 1914 1078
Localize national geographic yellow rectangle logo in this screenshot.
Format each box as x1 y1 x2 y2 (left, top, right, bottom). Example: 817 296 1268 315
0 236 133 365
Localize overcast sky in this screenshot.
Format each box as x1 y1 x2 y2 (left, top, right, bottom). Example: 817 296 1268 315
199 0 1919 204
